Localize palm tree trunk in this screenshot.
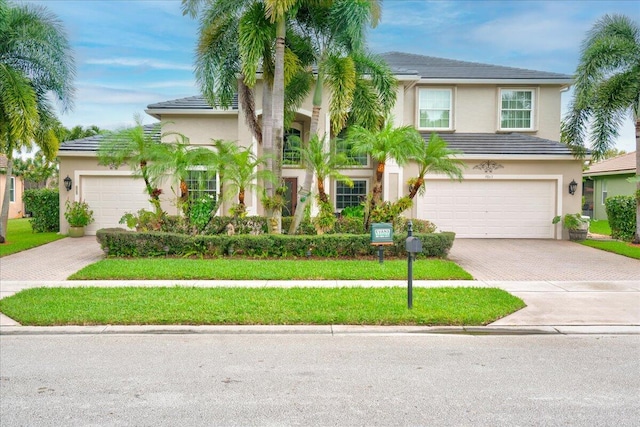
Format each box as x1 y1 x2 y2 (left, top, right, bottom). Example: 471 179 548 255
372 161 385 206
634 117 639 244
238 77 262 144
0 155 14 242
408 177 424 200
317 176 329 204
239 188 245 207
262 82 274 198
270 15 286 233
288 74 324 234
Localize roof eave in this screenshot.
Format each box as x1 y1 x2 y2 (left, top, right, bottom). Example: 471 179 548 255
144 108 238 116
415 78 573 85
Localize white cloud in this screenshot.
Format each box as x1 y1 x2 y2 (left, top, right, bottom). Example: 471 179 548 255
85 58 192 71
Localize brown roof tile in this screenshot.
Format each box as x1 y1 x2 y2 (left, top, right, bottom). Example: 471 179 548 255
584 152 637 176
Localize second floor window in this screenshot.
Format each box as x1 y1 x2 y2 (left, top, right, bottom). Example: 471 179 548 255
283 127 302 165
418 88 452 129
500 89 534 130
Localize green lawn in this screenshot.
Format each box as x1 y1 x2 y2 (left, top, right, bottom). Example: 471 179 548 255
0 286 524 326
69 258 473 280
589 220 611 236
580 240 640 260
0 218 65 257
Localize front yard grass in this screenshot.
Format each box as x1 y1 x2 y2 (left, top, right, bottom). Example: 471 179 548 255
69 258 473 281
0 218 65 257
589 220 611 236
0 286 524 326
580 240 640 260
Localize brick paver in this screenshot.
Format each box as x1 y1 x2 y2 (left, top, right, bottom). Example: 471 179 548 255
0 236 103 281
448 239 639 281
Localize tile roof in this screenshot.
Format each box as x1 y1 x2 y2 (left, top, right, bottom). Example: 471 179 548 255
147 95 238 110
427 133 574 156
584 151 637 176
58 124 160 152
381 51 572 81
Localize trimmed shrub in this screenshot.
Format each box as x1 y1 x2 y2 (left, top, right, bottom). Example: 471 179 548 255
605 195 636 241
23 189 59 232
96 228 455 259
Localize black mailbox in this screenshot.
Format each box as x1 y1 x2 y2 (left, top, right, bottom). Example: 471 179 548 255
405 236 422 253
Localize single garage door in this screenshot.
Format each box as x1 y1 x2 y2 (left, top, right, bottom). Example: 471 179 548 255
417 179 556 238
81 176 151 235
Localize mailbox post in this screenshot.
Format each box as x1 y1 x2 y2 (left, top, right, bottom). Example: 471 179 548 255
405 220 422 309
370 223 393 264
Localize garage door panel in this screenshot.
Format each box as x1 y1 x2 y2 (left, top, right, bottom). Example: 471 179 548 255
81 176 151 235
418 179 556 238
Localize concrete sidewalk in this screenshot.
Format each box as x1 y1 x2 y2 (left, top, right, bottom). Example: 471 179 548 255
1 279 639 332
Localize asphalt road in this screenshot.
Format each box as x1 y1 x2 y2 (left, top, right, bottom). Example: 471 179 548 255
1 334 639 426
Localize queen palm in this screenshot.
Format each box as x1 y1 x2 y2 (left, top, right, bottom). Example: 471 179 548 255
0 0 75 242
346 120 422 208
407 133 464 200
224 146 275 210
561 14 640 242
288 0 396 233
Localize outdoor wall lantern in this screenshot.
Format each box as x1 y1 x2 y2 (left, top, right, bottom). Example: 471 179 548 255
63 175 72 192
568 179 578 195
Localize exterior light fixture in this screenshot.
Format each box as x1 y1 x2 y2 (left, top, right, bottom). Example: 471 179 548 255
64 175 72 191
568 179 578 195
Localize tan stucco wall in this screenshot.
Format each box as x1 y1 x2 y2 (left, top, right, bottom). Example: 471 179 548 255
401 83 564 140
0 175 24 219
161 115 239 145
58 154 177 233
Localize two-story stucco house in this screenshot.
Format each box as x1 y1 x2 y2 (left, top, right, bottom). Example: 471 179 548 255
58 52 582 239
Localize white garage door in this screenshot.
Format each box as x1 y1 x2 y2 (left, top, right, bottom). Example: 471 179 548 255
418 179 556 238
81 176 151 235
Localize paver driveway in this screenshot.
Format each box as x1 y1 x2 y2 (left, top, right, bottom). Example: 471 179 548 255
448 239 639 281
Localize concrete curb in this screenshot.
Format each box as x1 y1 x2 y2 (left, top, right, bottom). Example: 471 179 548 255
1 324 638 336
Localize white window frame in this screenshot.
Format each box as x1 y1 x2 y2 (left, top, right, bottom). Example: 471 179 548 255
335 179 369 210
9 176 15 202
601 180 608 205
498 88 537 131
417 87 454 131
185 167 219 203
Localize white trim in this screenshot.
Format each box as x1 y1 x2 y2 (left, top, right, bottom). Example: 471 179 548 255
416 87 455 131
334 178 369 211
456 154 576 161
415 78 572 85
145 108 238 119
498 87 538 132
9 176 15 203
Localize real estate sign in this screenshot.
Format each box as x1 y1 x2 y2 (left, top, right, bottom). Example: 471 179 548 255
370 223 394 245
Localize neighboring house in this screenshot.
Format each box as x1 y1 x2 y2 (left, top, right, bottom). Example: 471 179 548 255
0 154 24 219
583 151 637 221
58 51 583 239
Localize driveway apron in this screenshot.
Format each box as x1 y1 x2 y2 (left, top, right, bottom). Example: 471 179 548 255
0 236 103 281
448 239 639 281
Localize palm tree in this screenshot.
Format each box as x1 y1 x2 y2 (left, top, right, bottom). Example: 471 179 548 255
561 14 639 243
288 0 396 233
0 0 75 242
224 146 275 210
97 116 163 214
346 120 423 208
407 133 464 200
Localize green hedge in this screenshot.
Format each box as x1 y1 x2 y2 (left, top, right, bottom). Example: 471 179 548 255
605 195 637 241
96 228 455 259
22 189 59 232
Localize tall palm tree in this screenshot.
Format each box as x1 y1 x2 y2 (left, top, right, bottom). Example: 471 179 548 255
288 0 396 233
346 120 422 208
561 14 639 242
408 133 464 200
0 0 75 241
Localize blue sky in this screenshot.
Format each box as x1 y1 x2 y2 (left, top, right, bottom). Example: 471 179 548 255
23 0 639 152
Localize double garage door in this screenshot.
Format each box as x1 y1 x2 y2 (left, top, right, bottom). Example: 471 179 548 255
81 176 151 235
417 179 556 238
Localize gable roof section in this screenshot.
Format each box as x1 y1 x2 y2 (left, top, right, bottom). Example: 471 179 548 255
146 95 238 111
381 52 572 83
58 124 160 153
427 133 573 156
584 152 637 176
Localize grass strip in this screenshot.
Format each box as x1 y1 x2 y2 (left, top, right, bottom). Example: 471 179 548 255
0 287 524 326
588 220 611 236
0 218 65 257
69 258 473 280
580 239 640 259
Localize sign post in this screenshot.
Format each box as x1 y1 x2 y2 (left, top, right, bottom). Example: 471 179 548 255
370 223 393 264
405 220 422 309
